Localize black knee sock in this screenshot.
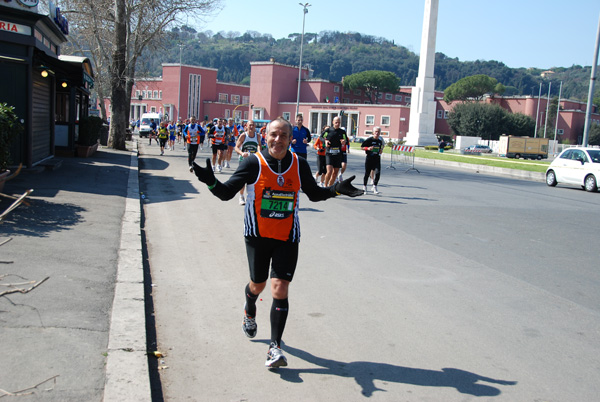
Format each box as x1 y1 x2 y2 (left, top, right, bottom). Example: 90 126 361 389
270 298 289 347
244 283 258 317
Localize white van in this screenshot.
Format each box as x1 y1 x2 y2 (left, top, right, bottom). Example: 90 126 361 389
139 112 161 138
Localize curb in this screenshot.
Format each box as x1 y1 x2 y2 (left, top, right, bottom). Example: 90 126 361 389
103 141 151 401
412 156 546 182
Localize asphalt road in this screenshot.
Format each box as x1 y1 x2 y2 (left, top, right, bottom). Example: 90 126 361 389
138 140 600 401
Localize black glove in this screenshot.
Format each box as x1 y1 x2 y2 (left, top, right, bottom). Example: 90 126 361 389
334 175 363 197
192 158 217 186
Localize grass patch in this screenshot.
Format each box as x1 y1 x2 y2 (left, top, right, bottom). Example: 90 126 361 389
349 143 550 173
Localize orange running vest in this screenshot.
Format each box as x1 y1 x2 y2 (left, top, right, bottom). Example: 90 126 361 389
244 152 301 242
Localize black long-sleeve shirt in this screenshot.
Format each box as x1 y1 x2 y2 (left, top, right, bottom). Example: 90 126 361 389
209 149 338 201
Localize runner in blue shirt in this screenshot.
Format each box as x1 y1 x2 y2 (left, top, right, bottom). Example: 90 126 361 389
290 114 311 159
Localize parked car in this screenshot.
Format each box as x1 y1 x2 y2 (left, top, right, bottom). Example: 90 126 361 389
545 147 600 192
464 144 493 153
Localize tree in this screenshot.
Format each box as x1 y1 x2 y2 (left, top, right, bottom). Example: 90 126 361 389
588 122 600 146
443 74 499 103
447 102 507 141
61 0 220 150
342 70 400 104
505 113 536 137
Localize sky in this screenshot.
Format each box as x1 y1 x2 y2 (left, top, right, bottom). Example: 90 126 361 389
193 0 600 70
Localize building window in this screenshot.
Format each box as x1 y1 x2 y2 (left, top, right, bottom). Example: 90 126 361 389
141 90 146 98
381 131 389 136
159 91 162 99
188 73 202 118
365 115 374 125
282 112 291 121
151 107 157 112
242 96 249 105
354 89 361 96
231 95 240 105
377 93 383 99
405 96 411 103
218 93 228 103
353 99 360 104
343 98 350 103
444 110 449 119
153 90 158 99
334 85 340 93
243 111 248 120
557 129 564 135
234 110 242 122
385 93 392 100
135 90 140 98
365 130 372 137
381 115 390 125
225 109 231 118
395 94 402 101
437 110 443 119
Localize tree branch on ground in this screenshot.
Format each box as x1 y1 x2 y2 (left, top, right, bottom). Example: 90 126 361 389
0 276 49 298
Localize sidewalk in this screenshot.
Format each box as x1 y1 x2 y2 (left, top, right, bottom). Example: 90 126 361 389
0 143 149 401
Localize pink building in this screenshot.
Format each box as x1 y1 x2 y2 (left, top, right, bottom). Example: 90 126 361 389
123 64 250 123
105 59 599 145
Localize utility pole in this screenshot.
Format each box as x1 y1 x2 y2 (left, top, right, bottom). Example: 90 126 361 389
582 12 600 147
543 82 551 138
295 3 310 117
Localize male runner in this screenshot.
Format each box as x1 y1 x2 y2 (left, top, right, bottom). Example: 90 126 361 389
234 120 260 205
322 116 348 186
290 114 311 160
183 116 205 172
361 126 384 194
192 117 363 368
208 118 228 172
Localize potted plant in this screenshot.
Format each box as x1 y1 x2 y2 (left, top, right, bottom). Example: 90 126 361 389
77 115 103 157
0 103 23 191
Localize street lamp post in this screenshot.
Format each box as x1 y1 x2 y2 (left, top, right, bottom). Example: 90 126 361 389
295 3 310 117
177 43 183 120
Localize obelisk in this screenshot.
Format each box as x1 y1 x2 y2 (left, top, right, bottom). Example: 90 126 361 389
405 0 439 146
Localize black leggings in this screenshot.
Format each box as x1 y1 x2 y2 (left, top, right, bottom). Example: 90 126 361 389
364 156 381 185
187 144 199 166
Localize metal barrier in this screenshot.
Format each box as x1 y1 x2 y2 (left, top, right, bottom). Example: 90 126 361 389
387 145 420 173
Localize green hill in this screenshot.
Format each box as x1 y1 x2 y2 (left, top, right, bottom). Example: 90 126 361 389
136 27 597 102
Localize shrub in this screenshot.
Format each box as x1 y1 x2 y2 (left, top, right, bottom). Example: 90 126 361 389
0 103 23 171
78 116 104 146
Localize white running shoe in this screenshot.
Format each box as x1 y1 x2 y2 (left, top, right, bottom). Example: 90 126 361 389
265 342 287 368
242 306 257 338
339 174 343 182
363 185 367 193
372 185 380 194
239 195 246 205
225 161 230 168
217 164 222 173
212 165 216 171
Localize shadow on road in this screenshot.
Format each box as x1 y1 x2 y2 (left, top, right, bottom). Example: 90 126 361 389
269 343 517 397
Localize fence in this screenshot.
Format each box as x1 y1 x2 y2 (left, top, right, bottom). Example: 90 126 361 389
387 145 420 173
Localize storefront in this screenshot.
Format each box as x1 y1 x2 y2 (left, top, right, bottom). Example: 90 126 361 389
0 1 93 167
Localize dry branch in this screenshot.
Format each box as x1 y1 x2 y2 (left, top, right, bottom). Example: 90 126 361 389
0 375 59 398
0 276 49 298
0 189 33 223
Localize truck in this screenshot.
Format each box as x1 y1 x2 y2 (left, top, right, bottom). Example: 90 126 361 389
498 135 549 160
139 112 161 138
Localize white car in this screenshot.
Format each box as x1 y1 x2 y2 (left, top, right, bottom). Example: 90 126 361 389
545 147 600 192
